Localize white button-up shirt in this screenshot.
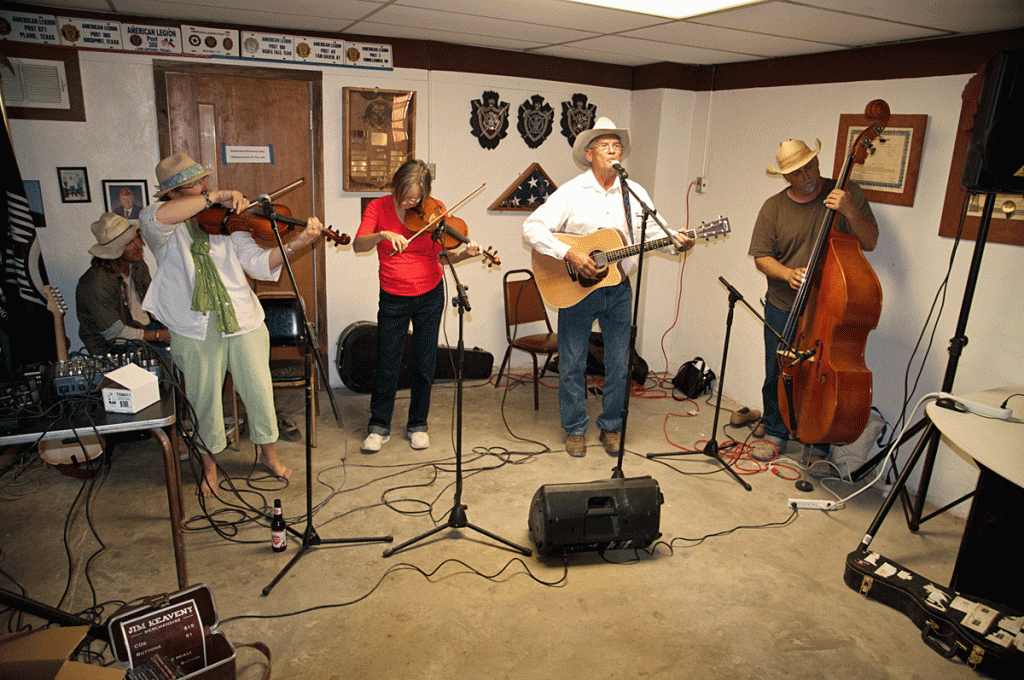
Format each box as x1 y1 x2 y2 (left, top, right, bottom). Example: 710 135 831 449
522 169 673 278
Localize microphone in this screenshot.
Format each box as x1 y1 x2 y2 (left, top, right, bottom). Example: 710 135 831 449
611 161 628 179
790 347 817 366
257 194 275 218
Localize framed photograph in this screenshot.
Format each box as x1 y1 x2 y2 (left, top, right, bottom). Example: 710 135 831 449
833 113 927 207
57 166 90 203
343 87 416 192
102 180 148 221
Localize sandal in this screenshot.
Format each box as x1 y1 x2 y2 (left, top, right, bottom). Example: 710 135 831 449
277 414 302 442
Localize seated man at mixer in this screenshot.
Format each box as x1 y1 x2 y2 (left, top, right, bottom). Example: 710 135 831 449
77 212 170 356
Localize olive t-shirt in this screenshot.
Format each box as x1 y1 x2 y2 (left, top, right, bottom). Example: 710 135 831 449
748 178 875 311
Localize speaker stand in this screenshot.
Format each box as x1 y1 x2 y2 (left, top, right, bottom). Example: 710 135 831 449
854 191 998 531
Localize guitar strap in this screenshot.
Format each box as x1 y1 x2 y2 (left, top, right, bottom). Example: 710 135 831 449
620 178 635 245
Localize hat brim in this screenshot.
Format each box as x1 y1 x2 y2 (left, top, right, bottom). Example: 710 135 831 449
153 168 213 197
573 127 631 168
88 223 138 259
766 139 821 176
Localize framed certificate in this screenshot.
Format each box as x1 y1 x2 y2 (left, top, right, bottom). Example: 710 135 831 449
343 87 415 192
833 113 927 207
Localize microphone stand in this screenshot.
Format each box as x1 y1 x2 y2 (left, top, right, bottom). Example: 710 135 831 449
383 224 532 558
255 202 344 424
259 205 392 596
647 277 753 491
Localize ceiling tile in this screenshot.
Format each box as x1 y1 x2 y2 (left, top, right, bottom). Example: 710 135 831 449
692 2 948 47
622 20 845 59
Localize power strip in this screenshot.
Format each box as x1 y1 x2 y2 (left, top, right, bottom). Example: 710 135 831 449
789 499 835 510
938 392 1013 420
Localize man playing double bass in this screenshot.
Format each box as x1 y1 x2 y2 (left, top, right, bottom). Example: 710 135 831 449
748 138 878 472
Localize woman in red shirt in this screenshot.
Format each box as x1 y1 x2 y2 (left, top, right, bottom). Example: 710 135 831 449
353 159 480 452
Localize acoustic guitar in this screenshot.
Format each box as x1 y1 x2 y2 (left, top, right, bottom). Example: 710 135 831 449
531 217 730 309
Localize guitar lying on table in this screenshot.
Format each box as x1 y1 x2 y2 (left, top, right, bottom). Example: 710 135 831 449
531 216 731 309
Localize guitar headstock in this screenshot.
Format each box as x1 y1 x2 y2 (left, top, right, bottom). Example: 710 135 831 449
44 284 67 315
694 216 731 240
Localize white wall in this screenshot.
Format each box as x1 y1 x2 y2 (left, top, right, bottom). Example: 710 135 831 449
10 50 1021 516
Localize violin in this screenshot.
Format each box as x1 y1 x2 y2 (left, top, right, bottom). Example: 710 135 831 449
403 195 500 267
194 201 350 247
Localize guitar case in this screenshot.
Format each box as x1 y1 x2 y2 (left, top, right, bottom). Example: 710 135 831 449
335 321 493 394
844 548 1024 678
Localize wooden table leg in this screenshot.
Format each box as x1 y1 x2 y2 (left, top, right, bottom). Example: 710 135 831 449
151 425 188 588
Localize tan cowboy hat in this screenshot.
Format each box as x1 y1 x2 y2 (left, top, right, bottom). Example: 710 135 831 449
767 138 821 176
572 116 631 168
153 152 213 197
88 213 138 259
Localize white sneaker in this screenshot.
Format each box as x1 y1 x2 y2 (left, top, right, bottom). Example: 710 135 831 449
361 433 389 452
408 431 430 450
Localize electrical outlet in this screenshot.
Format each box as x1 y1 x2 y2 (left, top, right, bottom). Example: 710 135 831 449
695 176 706 193
789 499 835 510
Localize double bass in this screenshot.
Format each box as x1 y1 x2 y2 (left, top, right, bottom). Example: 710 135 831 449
777 100 886 445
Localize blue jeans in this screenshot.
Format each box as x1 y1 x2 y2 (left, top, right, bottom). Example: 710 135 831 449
368 282 445 436
557 279 631 435
762 300 790 441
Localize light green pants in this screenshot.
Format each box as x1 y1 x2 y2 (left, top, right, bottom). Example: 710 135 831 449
171 315 278 454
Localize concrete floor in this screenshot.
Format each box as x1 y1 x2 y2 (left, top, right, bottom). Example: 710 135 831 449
1 374 983 679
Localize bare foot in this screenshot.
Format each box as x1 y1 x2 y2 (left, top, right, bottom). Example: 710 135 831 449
200 453 219 498
258 444 292 482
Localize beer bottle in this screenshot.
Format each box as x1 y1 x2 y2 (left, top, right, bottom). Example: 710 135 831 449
271 499 287 552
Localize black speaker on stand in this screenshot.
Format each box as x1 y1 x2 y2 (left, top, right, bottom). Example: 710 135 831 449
960 49 1023 194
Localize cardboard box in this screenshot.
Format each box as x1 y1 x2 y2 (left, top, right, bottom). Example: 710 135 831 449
0 626 125 679
100 363 159 414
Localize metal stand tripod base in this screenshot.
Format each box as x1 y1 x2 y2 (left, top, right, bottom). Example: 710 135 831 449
260 217 391 597
382 242 532 560
263 525 393 596
383 503 532 558
646 280 751 492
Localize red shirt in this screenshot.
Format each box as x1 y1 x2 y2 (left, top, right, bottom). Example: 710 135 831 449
356 195 444 297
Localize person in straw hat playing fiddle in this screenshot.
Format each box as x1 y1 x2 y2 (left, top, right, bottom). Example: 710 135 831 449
77 212 170 356
747 138 878 471
140 152 324 498
523 117 694 458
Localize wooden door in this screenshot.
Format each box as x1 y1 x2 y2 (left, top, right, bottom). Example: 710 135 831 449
153 60 327 367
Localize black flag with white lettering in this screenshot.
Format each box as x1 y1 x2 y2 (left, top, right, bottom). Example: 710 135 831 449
1 112 56 372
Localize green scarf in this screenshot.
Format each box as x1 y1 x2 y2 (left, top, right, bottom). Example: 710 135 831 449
186 220 240 334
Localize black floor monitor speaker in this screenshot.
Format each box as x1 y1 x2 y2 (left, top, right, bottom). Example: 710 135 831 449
961 49 1024 193
528 476 663 555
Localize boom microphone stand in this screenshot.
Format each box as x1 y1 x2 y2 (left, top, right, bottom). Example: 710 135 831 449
384 226 532 558
647 277 752 491
258 202 392 596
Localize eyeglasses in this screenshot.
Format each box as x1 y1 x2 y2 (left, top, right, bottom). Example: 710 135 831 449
589 142 622 153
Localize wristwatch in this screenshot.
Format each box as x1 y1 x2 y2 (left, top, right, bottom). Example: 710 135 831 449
202 191 213 208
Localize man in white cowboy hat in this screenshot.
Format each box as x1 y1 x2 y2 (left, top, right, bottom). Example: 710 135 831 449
77 212 170 356
748 138 878 471
523 117 695 457
140 152 325 497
